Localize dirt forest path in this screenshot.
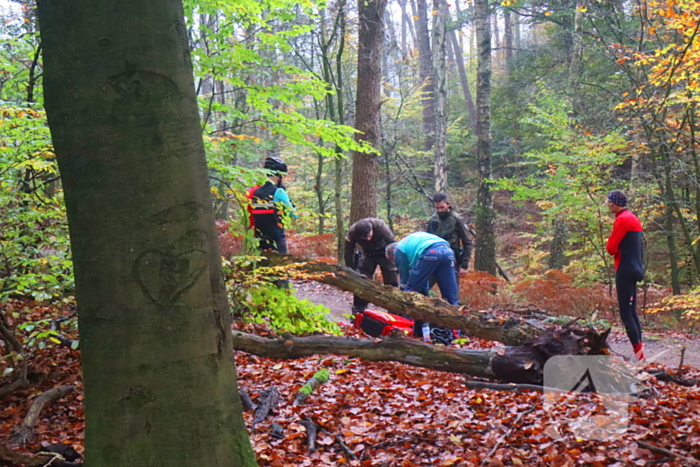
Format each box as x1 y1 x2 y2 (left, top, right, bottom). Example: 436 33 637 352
292 281 700 370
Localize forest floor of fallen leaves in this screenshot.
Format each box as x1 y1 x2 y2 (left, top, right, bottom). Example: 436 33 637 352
1 291 700 467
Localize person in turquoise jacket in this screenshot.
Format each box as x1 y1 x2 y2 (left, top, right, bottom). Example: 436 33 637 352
386 232 459 342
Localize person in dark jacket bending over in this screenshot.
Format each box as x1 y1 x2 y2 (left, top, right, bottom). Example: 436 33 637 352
606 190 645 360
248 156 297 253
427 192 474 277
344 218 399 315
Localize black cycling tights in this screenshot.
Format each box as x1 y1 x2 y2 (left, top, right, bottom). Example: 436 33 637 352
615 271 642 345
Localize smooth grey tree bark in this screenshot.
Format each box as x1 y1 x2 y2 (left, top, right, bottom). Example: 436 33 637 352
398 0 417 58
663 189 681 295
504 8 514 74
432 0 448 193
449 30 477 133
328 1 348 260
415 0 436 151
37 0 256 465
513 9 521 54
474 0 497 275
548 219 568 270
350 0 388 223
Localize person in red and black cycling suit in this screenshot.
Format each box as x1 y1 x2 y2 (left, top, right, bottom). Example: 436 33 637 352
247 156 297 253
606 190 645 360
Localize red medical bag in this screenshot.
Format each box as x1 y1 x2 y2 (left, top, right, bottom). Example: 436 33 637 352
354 309 414 337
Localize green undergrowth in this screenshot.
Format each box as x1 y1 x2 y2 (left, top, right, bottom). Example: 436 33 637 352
225 254 340 335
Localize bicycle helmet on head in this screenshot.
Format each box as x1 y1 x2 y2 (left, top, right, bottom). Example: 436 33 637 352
263 156 288 174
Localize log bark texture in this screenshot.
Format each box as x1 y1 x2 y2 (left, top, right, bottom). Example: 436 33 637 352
265 254 544 346
253 387 280 428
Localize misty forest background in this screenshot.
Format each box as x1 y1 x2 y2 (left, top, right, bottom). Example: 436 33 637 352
3 0 700 334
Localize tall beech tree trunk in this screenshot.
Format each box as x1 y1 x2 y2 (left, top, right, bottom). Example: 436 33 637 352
474 0 497 275
663 192 681 294
315 149 326 234
656 142 681 294
548 219 568 270
449 30 477 133
503 9 514 74
568 8 583 117
319 0 348 260
657 141 700 278
492 9 500 65
513 10 521 56
415 0 436 150
688 108 700 284
37 1 256 465
398 0 416 58
432 0 448 193
350 0 388 223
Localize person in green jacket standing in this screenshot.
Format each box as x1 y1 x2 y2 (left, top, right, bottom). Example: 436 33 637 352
426 193 473 277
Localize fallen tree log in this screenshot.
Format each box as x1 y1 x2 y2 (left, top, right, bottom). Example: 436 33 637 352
252 386 280 428
232 324 609 384
298 419 320 453
0 445 82 467
263 254 545 346
8 385 75 445
295 369 330 405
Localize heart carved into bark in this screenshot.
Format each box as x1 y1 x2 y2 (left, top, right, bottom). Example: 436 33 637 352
134 249 206 305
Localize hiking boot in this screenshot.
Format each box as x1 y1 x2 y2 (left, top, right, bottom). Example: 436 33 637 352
632 342 645 360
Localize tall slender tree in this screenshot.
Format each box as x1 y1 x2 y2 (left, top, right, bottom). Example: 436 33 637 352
415 0 436 150
350 0 388 223
397 0 417 58
37 0 256 465
449 30 477 132
432 0 449 192
474 0 496 275
319 0 350 259
503 8 514 75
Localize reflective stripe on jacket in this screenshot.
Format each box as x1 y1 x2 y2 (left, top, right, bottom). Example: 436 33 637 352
250 182 283 237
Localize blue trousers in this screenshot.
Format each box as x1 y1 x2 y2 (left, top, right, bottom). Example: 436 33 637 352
405 244 459 304
405 244 458 339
